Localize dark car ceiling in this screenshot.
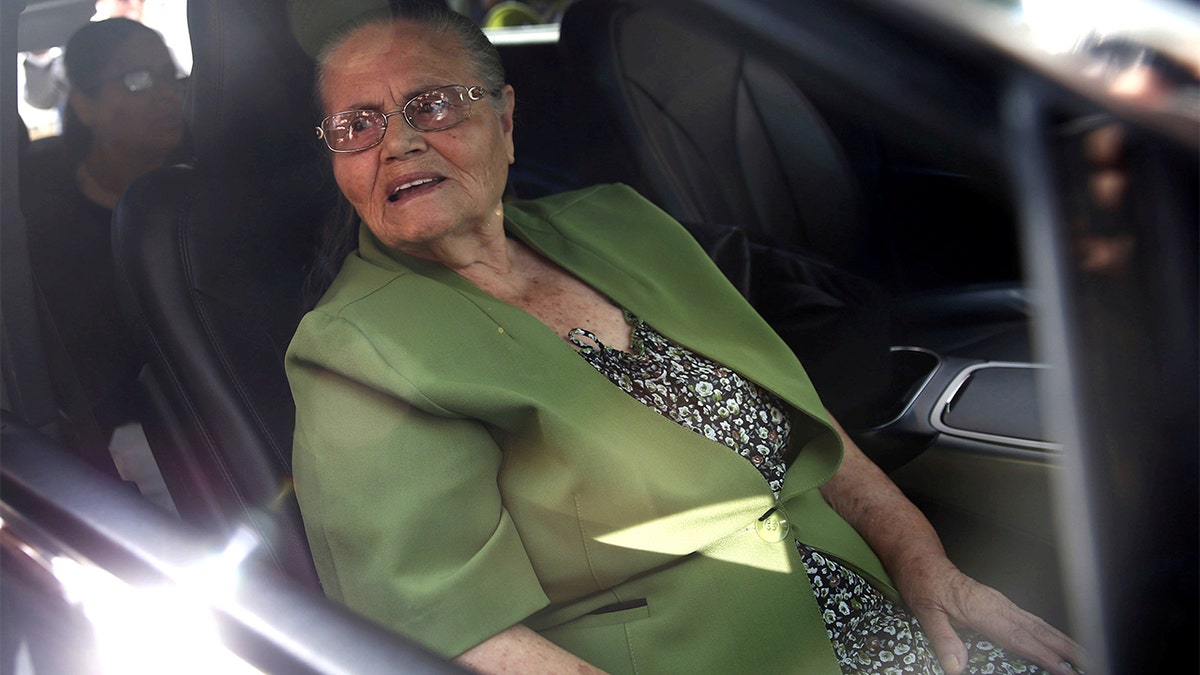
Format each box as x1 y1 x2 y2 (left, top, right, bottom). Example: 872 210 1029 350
16 0 96 52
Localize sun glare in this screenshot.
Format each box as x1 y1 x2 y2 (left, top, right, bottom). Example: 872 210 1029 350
48 527 266 675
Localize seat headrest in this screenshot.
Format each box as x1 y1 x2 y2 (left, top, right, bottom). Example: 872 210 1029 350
186 0 321 174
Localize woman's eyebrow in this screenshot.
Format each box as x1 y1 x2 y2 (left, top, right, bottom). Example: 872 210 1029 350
338 101 385 112
332 93 394 112
333 81 453 112
398 82 455 102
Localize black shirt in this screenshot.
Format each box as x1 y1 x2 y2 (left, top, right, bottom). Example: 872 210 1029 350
20 140 144 445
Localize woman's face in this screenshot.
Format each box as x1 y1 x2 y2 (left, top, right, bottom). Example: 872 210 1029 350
72 31 184 154
319 21 515 256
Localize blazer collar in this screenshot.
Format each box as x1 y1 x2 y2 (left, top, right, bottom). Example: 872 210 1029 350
355 193 842 501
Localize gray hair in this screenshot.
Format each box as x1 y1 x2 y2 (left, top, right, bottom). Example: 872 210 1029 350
315 3 506 114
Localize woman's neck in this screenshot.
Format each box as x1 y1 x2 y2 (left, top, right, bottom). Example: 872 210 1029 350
452 234 527 292
394 206 516 280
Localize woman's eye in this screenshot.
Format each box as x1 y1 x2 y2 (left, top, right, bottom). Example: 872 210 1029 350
413 96 451 118
348 114 378 132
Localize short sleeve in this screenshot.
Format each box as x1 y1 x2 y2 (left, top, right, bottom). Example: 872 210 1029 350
287 310 550 657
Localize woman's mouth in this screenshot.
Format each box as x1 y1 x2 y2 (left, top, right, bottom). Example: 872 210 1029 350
387 177 444 203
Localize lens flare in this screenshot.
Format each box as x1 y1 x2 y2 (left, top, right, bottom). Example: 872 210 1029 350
49 526 265 675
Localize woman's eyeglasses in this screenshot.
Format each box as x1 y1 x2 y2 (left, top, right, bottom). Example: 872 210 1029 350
108 69 187 94
317 84 495 153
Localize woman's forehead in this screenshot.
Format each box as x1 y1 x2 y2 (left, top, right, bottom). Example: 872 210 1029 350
101 33 171 79
329 21 466 74
322 21 473 103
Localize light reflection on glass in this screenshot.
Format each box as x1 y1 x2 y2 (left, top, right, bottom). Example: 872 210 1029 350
1020 0 1198 57
47 526 265 675
1029 0 1198 105
594 496 795 574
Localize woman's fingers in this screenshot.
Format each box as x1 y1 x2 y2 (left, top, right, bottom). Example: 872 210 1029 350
909 604 968 675
928 574 1085 675
970 605 1085 675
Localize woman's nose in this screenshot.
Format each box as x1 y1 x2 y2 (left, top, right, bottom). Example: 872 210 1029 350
380 116 427 160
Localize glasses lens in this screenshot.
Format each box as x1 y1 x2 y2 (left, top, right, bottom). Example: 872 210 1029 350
122 70 154 93
404 86 471 132
323 110 387 151
119 69 185 94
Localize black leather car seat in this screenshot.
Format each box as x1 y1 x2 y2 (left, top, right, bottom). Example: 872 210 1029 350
560 0 865 264
112 0 337 587
558 0 1032 363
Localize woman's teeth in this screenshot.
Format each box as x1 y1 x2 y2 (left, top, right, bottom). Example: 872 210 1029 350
389 178 438 202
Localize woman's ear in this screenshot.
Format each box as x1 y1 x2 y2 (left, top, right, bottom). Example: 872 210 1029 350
500 84 516 164
68 90 97 129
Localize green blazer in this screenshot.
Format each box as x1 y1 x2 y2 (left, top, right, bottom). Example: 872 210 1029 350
286 184 897 674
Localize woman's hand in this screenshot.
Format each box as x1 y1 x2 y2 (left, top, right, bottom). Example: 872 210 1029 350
892 553 1082 675
819 415 1084 675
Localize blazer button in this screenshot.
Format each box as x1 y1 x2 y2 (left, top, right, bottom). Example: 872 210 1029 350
756 507 791 542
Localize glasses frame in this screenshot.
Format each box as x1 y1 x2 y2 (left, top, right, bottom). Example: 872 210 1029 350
104 68 186 94
316 85 494 153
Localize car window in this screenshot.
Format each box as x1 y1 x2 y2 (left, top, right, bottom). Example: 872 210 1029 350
450 0 575 28
17 0 191 141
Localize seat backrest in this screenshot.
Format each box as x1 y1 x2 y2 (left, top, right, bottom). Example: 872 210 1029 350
557 0 1034 367
113 0 339 587
558 0 865 265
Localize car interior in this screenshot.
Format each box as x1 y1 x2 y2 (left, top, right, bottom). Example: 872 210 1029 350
111 0 1064 615
3 0 1197 672
106 0 1006 596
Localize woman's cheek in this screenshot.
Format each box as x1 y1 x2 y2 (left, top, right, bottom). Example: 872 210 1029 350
333 161 373 215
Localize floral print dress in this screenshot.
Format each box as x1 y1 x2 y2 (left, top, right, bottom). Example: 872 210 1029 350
568 311 1045 675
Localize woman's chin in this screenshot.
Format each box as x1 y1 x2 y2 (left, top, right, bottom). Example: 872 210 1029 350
373 212 458 251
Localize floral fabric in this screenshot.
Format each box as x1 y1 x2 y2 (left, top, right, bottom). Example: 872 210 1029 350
568 310 791 495
570 311 1046 675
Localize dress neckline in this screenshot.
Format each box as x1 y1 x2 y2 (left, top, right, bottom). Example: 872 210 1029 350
567 308 644 356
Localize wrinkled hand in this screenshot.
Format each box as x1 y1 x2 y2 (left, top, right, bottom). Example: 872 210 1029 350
897 559 1084 675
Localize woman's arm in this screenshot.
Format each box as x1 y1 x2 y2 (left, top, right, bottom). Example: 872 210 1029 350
288 310 553 657
819 416 1083 675
456 624 607 675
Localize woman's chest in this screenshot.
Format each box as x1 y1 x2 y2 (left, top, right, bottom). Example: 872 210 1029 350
502 260 634 353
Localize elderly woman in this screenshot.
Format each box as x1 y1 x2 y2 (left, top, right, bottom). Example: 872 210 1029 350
285 4 1081 674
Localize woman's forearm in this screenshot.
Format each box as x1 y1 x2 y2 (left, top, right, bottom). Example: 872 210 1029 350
819 416 1084 675
818 416 958 590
